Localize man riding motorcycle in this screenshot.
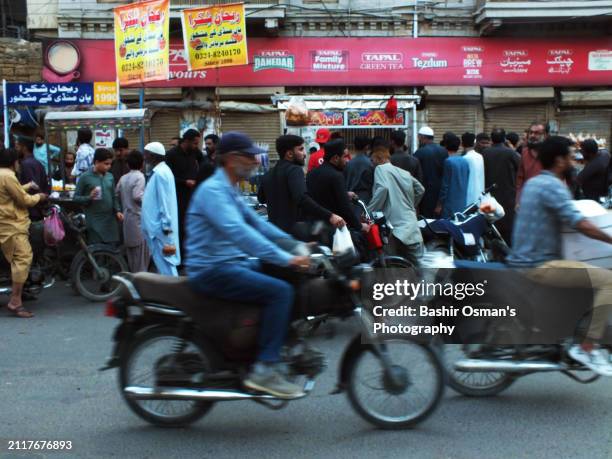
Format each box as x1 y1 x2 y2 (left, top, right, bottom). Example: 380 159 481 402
184 132 310 399
507 136 612 376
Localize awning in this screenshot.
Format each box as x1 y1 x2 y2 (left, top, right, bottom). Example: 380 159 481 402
482 87 554 109
425 86 481 101
44 109 149 131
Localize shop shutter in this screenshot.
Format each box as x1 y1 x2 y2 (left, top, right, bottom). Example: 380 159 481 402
484 104 548 136
121 128 145 152
220 110 281 160
557 109 612 144
150 110 181 150
427 102 478 139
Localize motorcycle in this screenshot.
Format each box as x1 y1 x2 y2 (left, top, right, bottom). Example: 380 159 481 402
101 244 445 429
1 203 129 302
351 197 414 269
418 185 510 263
431 262 612 397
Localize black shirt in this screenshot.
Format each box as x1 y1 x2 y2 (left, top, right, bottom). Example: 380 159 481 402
390 149 424 184
482 143 521 207
306 162 361 231
258 159 332 233
344 153 374 203
577 150 610 200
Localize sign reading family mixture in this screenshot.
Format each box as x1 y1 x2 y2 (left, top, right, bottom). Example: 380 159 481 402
5 82 117 106
180 3 248 71
114 0 170 85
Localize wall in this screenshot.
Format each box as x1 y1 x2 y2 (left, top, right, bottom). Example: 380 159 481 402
0 38 42 82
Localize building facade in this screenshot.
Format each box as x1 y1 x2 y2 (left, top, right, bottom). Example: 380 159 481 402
26 0 612 154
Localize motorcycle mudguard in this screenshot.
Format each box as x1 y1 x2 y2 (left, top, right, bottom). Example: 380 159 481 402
334 333 372 393
69 244 123 276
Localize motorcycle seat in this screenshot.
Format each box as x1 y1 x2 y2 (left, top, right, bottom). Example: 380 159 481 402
130 272 235 312
454 260 507 271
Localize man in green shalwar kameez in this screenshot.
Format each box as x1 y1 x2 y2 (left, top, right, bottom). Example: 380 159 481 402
73 148 124 244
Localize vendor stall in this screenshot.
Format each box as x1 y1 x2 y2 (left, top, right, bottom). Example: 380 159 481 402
44 109 149 195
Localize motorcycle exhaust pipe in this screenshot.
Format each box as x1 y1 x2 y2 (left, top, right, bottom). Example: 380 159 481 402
124 383 312 402
454 359 565 373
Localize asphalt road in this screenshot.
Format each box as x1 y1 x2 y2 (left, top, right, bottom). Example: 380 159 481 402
1 285 611 459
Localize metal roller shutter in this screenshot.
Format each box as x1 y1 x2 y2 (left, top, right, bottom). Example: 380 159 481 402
150 110 181 150
557 109 612 143
427 102 478 139
484 104 547 135
220 110 281 159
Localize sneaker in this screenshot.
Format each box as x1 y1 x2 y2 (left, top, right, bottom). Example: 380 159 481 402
568 345 612 377
243 363 305 399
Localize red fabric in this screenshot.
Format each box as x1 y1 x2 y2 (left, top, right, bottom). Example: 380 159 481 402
516 146 543 204
385 96 398 119
307 149 325 172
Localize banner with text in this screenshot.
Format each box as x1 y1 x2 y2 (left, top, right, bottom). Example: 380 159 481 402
114 0 169 85
5 82 116 106
180 3 248 71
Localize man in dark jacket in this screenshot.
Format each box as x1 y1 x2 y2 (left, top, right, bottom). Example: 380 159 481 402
482 128 520 245
414 126 448 217
307 139 368 236
16 136 50 221
111 137 130 184
165 129 204 250
344 135 374 203
258 135 345 235
577 138 610 201
390 130 423 184
197 133 219 183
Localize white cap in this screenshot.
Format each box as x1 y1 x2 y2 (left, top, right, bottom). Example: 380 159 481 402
308 142 319 151
144 141 166 157
418 126 434 137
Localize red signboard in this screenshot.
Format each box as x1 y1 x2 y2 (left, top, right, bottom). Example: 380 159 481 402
309 111 343 126
42 37 612 87
347 110 405 126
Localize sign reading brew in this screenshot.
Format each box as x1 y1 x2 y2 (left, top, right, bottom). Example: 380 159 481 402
180 3 248 70
113 0 170 85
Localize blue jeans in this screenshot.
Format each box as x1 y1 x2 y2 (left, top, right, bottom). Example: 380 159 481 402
188 262 294 362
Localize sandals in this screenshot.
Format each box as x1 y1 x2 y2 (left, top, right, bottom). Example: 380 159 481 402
6 302 34 318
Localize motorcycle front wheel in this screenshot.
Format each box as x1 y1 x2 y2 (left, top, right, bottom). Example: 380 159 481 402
346 339 444 429
119 326 215 427
72 249 128 302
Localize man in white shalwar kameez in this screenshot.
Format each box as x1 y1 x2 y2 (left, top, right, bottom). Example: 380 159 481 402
141 142 181 276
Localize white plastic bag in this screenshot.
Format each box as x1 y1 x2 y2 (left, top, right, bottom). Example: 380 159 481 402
478 193 505 223
332 226 355 255
285 96 310 126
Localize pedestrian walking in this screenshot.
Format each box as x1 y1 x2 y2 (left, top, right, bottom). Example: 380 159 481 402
516 122 546 204
15 136 50 221
0 148 48 318
111 137 130 184
576 138 610 201
258 135 343 235
116 150 150 272
414 126 448 218
461 132 485 204
141 142 180 276
482 128 520 245
437 133 470 218
73 148 123 244
344 135 374 203
165 129 203 252
34 132 60 174
369 146 425 266
390 130 423 184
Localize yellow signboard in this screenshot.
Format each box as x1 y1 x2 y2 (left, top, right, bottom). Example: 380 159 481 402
180 3 248 71
114 0 169 85
93 82 118 106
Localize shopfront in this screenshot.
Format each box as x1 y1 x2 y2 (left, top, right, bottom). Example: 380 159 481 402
40 37 611 151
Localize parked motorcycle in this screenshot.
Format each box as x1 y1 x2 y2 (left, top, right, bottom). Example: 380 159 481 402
352 198 414 269
419 185 510 263
102 245 445 429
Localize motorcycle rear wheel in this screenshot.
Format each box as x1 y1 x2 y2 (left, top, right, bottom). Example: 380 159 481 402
444 344 515 397
346 339 444 429
119 327 215 427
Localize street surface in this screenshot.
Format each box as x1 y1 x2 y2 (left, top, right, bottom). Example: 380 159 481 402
1 284 611 459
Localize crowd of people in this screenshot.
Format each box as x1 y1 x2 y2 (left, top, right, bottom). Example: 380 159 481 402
1 119 612 392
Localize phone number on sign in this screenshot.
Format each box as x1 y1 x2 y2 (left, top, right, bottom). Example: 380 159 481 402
7 440 73 451
195 48 242 60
